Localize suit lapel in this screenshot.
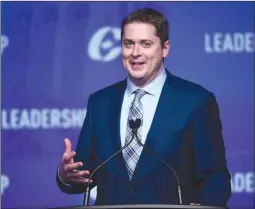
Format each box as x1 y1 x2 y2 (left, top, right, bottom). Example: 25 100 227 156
108 79 130 182
131 71 178 182
106 72 179 183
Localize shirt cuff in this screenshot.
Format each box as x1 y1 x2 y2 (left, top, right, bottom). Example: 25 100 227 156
58 165 71 186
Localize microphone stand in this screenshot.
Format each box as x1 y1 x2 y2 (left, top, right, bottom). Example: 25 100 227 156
133 126 183 204
83 126 138 206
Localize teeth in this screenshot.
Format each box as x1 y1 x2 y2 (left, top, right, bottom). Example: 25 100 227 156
132 62 144 65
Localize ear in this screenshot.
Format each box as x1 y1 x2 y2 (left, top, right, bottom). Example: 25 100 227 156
162 40 170 58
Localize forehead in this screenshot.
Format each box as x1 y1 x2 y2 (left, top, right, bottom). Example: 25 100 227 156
123 22 158 40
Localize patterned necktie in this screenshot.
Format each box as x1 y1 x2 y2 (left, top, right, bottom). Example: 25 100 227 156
123 89 147 180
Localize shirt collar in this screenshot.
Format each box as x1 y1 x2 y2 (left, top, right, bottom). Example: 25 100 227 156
126 67 167 97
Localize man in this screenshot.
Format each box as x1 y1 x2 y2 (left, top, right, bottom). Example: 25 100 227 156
57 8 231 207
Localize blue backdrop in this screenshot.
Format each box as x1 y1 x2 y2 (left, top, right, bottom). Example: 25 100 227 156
1 1 254 209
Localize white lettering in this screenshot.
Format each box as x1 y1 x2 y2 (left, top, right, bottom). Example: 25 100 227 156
50 108 61 128
1 34 9 55
10 108 19 129
204 33 213 53
231 172 254 193
245 32 254 52
1 175 10 195
41 108 49 129
233 33 244 52
71 109 87 127
214 32 223 53
1 110 9 129
246 172 254 193
205 32 255 53
62 108 71 129
30 109 41 129
1 108 87 130
19 109 30 128
223 33 233 52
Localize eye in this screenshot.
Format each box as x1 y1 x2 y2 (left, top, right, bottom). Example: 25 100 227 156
123 41 133 48
143 42 152 48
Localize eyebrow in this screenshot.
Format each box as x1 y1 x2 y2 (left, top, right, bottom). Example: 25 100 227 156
122 39 153 43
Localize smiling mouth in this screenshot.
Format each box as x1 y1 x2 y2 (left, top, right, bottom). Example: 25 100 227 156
131 62 146 66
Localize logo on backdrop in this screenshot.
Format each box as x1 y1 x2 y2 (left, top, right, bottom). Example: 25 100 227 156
88 26 121 62
1 175 10 195
204 32 254 53
1 34 9 55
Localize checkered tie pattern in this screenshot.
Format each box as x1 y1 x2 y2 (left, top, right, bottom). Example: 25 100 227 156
123 89 147 180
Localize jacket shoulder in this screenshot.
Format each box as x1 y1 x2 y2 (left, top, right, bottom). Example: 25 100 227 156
171 74 214 100
88 79 126 103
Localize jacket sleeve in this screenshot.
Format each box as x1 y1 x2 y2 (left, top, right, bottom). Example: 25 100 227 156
193 93 232 206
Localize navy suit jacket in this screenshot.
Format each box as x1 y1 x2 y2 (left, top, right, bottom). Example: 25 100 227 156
57 71 231 206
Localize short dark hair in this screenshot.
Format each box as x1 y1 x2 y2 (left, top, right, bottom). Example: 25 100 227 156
121 8 169 46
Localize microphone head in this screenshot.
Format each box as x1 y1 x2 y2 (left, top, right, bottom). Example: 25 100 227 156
128 118 141 133
134 118 141 129
128 119 135 129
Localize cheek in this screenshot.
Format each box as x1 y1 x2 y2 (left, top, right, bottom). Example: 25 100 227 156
122 49 131 59
146 54 161 65
145 48 162 59
151 50 163 63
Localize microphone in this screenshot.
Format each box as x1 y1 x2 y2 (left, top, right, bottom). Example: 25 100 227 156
83 119 141 206
129 118 142 133
129 119 183 205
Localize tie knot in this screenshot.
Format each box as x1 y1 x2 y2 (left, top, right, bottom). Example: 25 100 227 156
133 89 146 101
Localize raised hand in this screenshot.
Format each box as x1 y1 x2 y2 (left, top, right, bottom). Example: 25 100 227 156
59 138 92 184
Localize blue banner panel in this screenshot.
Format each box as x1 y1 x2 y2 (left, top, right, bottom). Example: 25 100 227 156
1 2 254 209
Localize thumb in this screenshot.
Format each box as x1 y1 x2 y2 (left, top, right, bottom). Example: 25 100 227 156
64 138 72 153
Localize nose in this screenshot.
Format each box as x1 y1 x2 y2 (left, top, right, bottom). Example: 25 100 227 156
132 44 141 57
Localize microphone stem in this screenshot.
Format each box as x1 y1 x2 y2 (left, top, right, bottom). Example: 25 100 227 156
83 185 90 206
178 185 183 204
83 132 136 206
134 132 183 205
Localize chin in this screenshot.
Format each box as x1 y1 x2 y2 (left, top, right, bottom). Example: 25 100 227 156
133 77 145 82
129 69 146 76
129 74 147 86
130 73 146 80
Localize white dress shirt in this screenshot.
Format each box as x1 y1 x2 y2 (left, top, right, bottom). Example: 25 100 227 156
120 68 167 147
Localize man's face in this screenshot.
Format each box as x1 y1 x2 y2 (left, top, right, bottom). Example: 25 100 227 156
122 22 170 87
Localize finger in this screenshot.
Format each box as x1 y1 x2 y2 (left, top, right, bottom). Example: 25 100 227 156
63 151 76 163
69 177 93 184
64 162 83 172
64 138 72 153
66 170 90 178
